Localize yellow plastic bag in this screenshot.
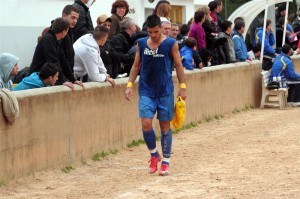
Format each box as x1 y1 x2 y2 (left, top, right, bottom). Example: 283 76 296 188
171 96 186 129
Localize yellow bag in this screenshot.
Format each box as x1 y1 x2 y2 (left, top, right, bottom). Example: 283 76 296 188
171 96 186 129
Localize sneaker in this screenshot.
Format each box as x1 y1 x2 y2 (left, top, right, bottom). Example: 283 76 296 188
148 154 161 174
116 73 127 78
159 164 169 176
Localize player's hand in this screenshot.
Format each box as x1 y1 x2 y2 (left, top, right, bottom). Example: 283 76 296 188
63 81 75 91
74 80 84 88
106 76 116 87
178 88 187 101
125 88 133 101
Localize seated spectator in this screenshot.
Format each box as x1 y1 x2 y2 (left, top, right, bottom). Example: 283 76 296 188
0 53 19 90
179 38 203 70
96 14 112 29
290 25 300 51
251 44 275 71
232 18 251 61
13 63 59 91
253 19 276 56
189 10 206 51
170 23 179 39
177 24 190 49
73 26 115 86
270 44 300 106
217 20 237 64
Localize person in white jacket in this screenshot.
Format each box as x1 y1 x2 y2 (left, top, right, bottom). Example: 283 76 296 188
73 25 115 87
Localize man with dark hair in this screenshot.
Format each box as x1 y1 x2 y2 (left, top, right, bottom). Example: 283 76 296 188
73 26 115 86
232 18 251 61
276 17 292 51
177 24 190 49
13 63 59 91
270 44 300 106
170 23 179 39
72 0 95 42
218 20 237 64
125 15 187 176
29 17 76 90
214 0 223 32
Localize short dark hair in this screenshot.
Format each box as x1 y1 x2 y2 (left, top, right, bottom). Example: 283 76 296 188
93 26 109 40
234 17 244 24
282 44 291 54
184 38 197 48
234 19 245 30
51 17 69 34
111 0 129 16
39 63 58 80
146 15 161 28
252 44 261 53
208 1 218 12
180 24 190 35
214 0 222 5
62 5 79 15
260 19 272 27
194 10 205 23
221 20 232 32
278 3 286 12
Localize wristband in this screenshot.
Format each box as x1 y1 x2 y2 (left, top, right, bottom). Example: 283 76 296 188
179 83 186 89
127 82 133 88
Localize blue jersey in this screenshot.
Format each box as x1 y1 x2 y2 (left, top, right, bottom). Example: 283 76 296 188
138 36 176 97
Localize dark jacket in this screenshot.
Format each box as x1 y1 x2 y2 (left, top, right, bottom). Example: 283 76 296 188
72 0 94 42
202 19 218 50
110 31 134 65
109 14 122 39
29 30 66 85
99 40 120 79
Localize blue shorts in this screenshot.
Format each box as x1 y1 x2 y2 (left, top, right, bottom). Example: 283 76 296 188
139 94 174 122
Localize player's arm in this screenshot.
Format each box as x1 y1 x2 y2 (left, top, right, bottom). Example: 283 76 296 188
125 44 141 101
171 42 187 100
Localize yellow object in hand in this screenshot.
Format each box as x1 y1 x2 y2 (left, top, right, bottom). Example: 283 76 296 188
171 96 186 129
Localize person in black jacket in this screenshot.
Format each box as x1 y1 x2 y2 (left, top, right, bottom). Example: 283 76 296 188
72 0 95 42
110 17 137 76
29 18 75 90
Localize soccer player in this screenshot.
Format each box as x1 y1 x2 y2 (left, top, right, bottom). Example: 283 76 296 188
125 15 187 176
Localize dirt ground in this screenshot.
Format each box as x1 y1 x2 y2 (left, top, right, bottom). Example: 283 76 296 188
1 107 300 199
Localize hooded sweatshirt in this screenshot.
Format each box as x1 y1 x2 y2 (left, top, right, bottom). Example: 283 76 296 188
13 72 45 91
0 53 19 90
73 34 107 82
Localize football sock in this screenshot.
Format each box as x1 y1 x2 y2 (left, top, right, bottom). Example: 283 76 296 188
161 129 172 165
143 128 158 157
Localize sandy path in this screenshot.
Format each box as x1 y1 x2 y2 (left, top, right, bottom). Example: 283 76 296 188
1 108 300 199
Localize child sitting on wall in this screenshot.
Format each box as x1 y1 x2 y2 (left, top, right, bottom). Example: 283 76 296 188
179 38 202 70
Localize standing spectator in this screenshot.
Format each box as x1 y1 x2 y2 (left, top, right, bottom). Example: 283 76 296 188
189 10 206 51
110 17 137 76
292 11 300 30
170 23 179 39
29 18 75 90
72 0 95 42
73 26 115 86
161 17 171 36
0 53 19 90
276 3 286 25
276 17 292 51
109 0 129 39
232 18 251 61
125 15 187 176
13 63 59 91
253 19 276 56
177 24 190 49
214 0 223 32
218 20 237 64
96 14 112 29
208 1 218 30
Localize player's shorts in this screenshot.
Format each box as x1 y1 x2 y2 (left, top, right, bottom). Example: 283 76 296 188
139 94 174 122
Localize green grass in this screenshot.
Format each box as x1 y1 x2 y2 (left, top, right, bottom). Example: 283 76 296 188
92 151 109 161
0 181 7 187
61 165 75 173
109 149 119 155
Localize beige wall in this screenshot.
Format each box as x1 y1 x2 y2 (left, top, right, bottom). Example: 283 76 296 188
2 58 296 181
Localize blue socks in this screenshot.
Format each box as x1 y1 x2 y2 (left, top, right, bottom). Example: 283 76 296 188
143 129 158 157
161 129 172 165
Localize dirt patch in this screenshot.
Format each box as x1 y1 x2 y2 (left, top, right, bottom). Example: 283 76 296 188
1 108 300 199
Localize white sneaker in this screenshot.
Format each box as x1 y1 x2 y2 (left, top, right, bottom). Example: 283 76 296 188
116 73 127 78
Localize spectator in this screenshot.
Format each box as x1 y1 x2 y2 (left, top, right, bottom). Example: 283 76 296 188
13 63 59 91
110 17 137 76
72 0 95 42
170 23 179 39
214 0 223 32
218 20 237 64
161 18 171 36
177 24 190 49
251 44 275 71
292 11 300 30
208 1 218 30
270 44 300 106
276 3 286 25
179 38 202 70
276 17 292 51
73 26 115 86
96 14 112 29
108 0 129 39
232 18 251 61
199 48 212 67
189 10 206 51
253 19 276 56
291 25 300 51
0 53 19 90
29 17 75 91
